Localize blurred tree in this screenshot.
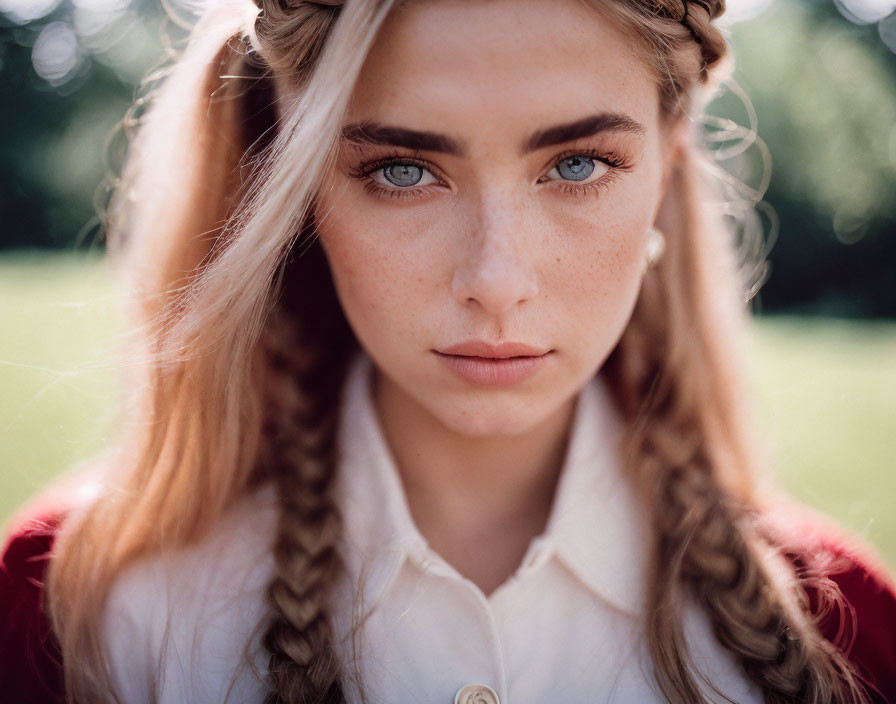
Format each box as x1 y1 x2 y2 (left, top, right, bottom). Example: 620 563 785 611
721 0 896 316
0 0 165 248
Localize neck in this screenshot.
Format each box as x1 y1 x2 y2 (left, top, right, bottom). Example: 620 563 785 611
373 369 578 593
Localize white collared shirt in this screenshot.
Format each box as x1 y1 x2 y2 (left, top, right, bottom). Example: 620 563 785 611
103 352 762 704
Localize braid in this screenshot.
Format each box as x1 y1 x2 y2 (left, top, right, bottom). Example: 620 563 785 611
635 389 844 702
251 0 343 78
255 226 356 703
606 161 870 702
650 0 728 79
259 307 349 704
240 1 361 699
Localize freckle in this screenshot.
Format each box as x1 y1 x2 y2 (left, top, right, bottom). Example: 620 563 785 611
556 257 560 263
417 276 423 282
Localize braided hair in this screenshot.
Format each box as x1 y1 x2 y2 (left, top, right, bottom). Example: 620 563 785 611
599 6 870 701
240 1 359 699
256 219 357 703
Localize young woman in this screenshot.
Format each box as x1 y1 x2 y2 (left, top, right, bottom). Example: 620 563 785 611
2 0 895 702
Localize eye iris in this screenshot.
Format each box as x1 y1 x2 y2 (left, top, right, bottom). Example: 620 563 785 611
384 163 423 187
557 156 594 181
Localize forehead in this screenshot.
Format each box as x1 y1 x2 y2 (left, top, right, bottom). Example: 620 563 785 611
346 0 660 140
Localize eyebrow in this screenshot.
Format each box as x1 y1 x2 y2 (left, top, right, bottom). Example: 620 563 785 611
342 122 464 155
340 112 646 157
524 112 646 152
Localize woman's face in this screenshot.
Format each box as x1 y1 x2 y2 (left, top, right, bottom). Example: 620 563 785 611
314 0 683 438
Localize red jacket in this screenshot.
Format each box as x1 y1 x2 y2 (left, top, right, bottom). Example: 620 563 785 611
1 508 64 704
2 500 895 703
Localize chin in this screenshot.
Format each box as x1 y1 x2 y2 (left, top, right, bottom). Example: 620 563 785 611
428 391 564 440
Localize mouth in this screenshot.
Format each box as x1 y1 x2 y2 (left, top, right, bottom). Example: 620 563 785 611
433 341 553 387
438 340 551 358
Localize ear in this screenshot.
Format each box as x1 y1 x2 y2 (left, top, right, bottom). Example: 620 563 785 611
659 114 690 196
649 115 691 236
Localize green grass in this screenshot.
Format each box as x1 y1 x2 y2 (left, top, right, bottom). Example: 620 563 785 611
2 251 894 572
1 249 121 525
746 316 896 567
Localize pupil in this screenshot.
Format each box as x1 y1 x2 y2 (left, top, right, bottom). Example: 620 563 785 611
558 156 594 181
384 163 423 187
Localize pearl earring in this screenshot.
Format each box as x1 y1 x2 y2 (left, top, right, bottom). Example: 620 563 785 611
645 226 666 269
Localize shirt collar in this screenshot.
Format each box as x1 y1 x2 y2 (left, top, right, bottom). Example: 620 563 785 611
544 369 648 616
335 353 425 606
335 352 648 617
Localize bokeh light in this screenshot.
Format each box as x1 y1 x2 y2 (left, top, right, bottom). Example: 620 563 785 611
880 12 896 50
31 21 84 86
73 0 133 52
722 0 778 25
833 0 896 24
0 0 62 24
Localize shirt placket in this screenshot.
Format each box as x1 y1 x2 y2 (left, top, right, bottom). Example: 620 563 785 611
409 544 509 704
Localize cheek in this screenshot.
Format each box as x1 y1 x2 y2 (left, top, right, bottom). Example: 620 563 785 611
544 181 658 341
313 191 440 345
546 232 643 373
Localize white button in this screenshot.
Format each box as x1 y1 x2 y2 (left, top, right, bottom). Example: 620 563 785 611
454 684 500 704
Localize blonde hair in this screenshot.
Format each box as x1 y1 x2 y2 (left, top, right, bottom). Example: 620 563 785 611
46 0 871 702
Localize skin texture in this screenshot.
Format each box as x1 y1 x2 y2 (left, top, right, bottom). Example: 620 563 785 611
314 0 684 594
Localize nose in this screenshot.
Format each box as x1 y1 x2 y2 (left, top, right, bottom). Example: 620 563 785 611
451 192 540 315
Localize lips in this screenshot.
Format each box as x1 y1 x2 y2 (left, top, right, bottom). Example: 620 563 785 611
438 340 550 359
433 340 552 386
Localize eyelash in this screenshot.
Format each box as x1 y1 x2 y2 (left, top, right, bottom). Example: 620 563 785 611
543 148 631 197
351 152 442 202
350 148 632 202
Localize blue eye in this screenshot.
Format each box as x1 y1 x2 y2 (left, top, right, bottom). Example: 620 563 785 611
551 155 597 182
539 151 621 196
383 163 424 187
368 161 440 190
